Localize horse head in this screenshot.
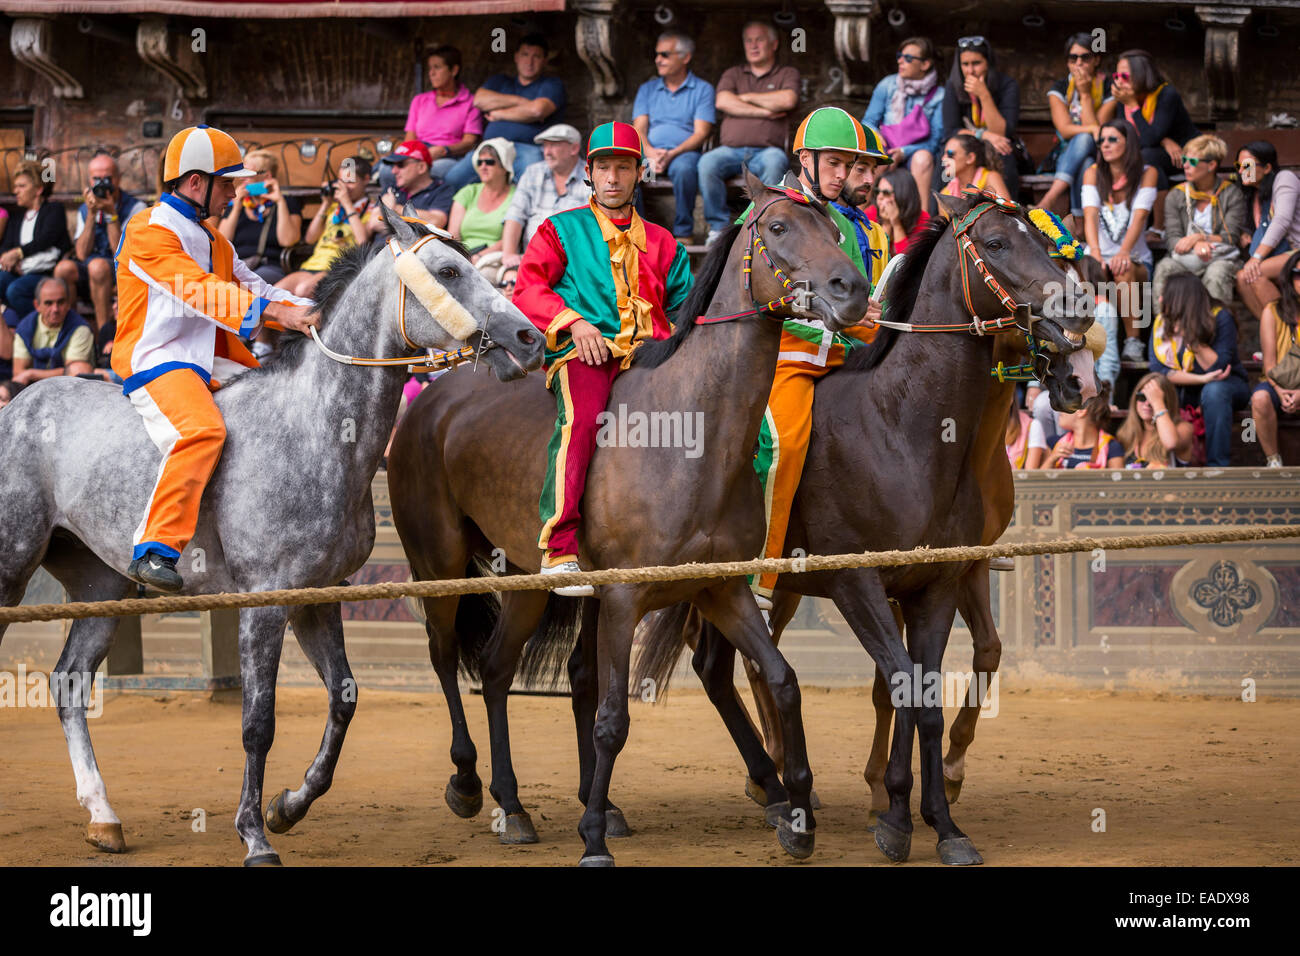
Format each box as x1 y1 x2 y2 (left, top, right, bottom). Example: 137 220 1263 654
738 169 871 331
378 203 543 380
935 188 1097 411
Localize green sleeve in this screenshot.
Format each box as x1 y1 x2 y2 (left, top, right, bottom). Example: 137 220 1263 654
664 242 693 321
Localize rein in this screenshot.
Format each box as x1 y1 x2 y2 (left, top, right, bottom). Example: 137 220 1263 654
309 233 496 374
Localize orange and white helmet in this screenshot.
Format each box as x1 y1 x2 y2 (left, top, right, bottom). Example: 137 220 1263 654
163 125 254 183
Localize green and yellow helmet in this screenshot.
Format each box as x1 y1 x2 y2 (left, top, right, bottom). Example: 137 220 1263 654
792 107 890 161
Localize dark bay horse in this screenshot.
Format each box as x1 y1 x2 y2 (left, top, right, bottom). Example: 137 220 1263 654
388 172 870 865
0 204 543 865
635 189 1097 865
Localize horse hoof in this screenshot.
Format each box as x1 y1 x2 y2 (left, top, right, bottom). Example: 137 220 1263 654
764 800 791 829
264 788 300 834
85 822 126 854
744 776 767 807
445 778 483 819
499 812 540 845
937 836 984 866
243 852 283 867
578 854 615 867
874 820 912 863
944 776 964 805
605 808 631 838
776 819 815 861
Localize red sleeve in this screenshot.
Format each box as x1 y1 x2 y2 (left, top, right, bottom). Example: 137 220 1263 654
512 218 583 348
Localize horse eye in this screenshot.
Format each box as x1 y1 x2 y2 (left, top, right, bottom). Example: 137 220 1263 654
439 266 460 279
985 238 1005 252
769 221 786 235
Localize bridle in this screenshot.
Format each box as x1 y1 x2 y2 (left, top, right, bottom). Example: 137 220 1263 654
309 233 498 374
865 186 1060 382
694 186 818 326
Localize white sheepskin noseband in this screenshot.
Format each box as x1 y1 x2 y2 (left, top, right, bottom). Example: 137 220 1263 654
393 247 479 342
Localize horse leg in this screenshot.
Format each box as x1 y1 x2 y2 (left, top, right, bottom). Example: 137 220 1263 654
824 568 919 862
690 616 788 825
233 605 290 866
864 600 905 827
263 601 356 836
693 579 816 861
569 599 630 837
944 560 1001 804
479 589 549 844
42 540 130 852
902 586 984 866
422 594 483 819
576 587 640 866
739 589 800 798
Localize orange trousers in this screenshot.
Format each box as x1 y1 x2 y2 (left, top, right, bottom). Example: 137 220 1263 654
128 368 227 562
753 351 844 597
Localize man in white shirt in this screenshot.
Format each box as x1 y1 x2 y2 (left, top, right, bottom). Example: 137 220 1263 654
499 124 592 282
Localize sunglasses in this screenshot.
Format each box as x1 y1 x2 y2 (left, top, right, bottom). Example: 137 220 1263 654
1135 395 1151 404
476 158 498 167
957 35 986 50
1114 71 1131 83
876 188 895 197
1182 156 1208 167
1066 53 1094 63
1236 161 1256 171
945 149 957 157
1099 135 1123 144
1292 269 1300 279
654 50 676 59
897 52 921 63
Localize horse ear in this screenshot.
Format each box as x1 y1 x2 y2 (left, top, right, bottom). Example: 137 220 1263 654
742 166 766 201
380 201 417 245
934 191 966 221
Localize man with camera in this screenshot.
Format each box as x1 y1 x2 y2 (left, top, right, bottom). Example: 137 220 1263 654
53 150 145 333
377 140 456 230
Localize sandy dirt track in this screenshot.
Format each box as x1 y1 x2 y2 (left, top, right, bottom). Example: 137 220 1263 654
1 684 1296 866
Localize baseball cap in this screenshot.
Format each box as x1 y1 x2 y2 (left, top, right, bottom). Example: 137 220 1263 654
534 123 581 145
381 141 433 166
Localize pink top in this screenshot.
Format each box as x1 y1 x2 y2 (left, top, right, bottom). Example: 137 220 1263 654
405 85 485 147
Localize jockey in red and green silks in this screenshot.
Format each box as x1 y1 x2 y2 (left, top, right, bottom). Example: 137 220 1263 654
513 121 693 594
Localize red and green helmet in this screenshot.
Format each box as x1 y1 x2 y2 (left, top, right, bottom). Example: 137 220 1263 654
586 121 646 163
793 107 890 160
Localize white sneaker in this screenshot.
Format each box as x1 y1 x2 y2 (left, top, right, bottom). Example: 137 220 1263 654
1121 337 1145 363
752 592 773 611
989 556 1015 571
1266 455 1284 468
540 560 594 597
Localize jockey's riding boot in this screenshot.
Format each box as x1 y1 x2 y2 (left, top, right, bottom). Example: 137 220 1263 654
540 559 594 598
126 552 184 593
751 589 774 611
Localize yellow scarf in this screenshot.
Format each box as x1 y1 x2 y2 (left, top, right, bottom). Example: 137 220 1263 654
591 200 656 367
1179 179 1227 206
1140 82 1166 123
970 98 982 129
1151 313 1195 371
1065 75 1105 113
1266 302 1297 365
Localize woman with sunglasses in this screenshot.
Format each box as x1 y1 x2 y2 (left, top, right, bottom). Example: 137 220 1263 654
862 36 944 203
939 133 1009 200
1117 373 1195 468
1148 273 1249 467
1109 49 1198 190
449 138 517 277
867 166 930 253
941 35 1021 200
1249 249 1300 467
1235 140 1300 322
1037 33 1116 217
1152 134 1246 309
218 149 303 285
1081 119 1159 361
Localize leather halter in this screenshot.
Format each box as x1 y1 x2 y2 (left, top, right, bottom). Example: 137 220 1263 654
694 186 816 326
309 233 495 374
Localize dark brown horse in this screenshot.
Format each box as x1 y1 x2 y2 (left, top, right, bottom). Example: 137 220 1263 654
635 190 1097 865
387 172 871 865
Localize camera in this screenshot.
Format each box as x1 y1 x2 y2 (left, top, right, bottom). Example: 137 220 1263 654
321 181 338 198
91 176 115 200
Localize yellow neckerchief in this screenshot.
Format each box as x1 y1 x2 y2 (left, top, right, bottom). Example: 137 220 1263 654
970 97 982 129
1151 313 1195 371
1266 301 1298 365
943 166 990 197
1140 82 1167 123
590 199 655 365
1065 74 1105 114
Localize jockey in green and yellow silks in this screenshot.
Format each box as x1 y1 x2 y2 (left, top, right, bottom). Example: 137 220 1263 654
752 108 891 609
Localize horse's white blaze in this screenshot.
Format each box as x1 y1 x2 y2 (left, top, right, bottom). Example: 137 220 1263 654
394 251 479 341
1015 220 1029 235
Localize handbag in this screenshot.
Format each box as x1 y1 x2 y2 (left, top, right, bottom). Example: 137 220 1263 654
243 214 274 271
880 87 939 152
1267 342 1300 391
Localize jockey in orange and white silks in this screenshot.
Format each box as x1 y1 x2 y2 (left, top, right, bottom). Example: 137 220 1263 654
113 125 318 592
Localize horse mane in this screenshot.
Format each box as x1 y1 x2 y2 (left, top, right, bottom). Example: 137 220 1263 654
632 221 742 368
257 228 473 376
842 213 951 373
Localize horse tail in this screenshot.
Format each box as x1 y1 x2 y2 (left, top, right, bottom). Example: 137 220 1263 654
632 601 694 698
517 595 586 690
453 556 502 682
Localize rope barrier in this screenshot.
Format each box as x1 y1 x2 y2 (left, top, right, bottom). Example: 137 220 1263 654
2 524 1297 626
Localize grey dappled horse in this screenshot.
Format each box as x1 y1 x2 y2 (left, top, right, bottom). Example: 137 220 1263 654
0 205 542 865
